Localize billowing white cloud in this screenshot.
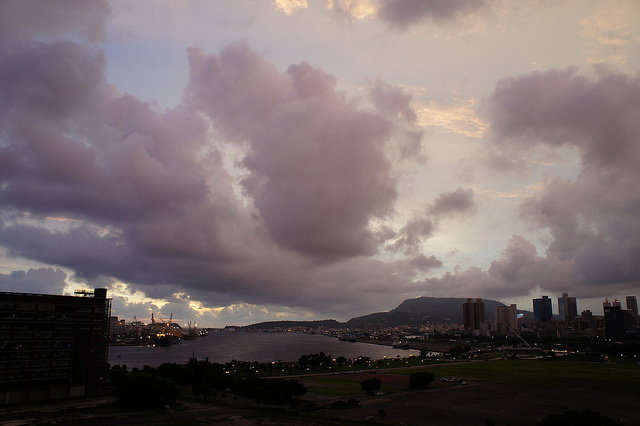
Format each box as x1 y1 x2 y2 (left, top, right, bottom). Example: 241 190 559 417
185 43 403 258
273 0 309 15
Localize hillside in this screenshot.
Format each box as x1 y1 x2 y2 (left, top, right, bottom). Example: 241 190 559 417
240 297 516 330
241 319 343 330
345 297 505 329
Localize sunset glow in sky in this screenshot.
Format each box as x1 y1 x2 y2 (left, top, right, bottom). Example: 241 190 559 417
1 0 639 327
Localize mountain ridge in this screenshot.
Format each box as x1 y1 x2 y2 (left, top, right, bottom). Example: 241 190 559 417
239 296 521 330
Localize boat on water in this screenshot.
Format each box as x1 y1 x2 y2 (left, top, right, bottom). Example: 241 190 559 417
182 321 207 340
151 313 184 346
153 334 181 346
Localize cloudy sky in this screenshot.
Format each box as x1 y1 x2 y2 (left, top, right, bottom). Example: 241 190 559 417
1 0 639 327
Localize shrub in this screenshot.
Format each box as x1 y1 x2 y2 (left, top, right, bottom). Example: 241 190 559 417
408 371 435 389
361 377 382 394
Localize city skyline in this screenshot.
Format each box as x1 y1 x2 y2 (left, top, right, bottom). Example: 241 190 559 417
1 1 639 327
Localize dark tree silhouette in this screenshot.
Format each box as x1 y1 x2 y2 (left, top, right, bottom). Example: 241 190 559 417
298 352 332 369
378 408 387 421
360 377 381 394
408 371 435 389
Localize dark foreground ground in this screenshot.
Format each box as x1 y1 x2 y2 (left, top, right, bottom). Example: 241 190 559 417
306 372 639 425
1 373 638 425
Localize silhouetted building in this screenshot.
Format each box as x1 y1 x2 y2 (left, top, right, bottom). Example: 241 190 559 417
533 296 553 323
495 304 518 337
603 298 626 341
462 298 485 330
558 293 578 322
0 289 111 404
626 296 638 317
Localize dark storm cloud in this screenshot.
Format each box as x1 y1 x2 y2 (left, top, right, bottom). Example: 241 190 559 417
0 37 280 303
0 42 214 225
428 187 476 217
378 0 487 30
398 217 436 249
483 67 640 172
388 188 476 254
0 267 68 295
0 0 110 49
366 79 426 161
489 67 640 292
368 78 417 122
421 235 573 299
420 67 640 299
0 31 433 314
185 43 399 258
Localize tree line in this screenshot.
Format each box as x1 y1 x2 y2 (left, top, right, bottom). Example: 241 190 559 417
109 357 308 407
108 351 441 408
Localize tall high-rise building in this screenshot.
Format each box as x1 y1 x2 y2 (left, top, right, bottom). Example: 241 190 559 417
626 296 638 317
462 298 485 330
558 293 578 322
603 298 626 341
495 304 518 337
557 294 565 321
0 289 111 404
533 295 553 322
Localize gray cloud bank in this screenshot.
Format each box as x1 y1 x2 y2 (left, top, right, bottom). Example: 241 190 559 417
424 67 640 299
0 4 444 318
378 0 487 30
0 2 638 323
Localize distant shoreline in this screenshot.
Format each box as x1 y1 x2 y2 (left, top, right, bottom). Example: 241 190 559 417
358 339 453 353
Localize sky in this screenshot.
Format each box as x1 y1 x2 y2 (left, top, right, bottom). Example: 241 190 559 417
1 0 639 327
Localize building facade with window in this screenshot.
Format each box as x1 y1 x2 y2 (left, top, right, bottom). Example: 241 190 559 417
495 304 518 337
533 295 553 323
462 298 485 331
0 289 111 404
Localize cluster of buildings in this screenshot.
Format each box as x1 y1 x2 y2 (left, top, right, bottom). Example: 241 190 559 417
462 294 640 341
0 287 208 405
108 314 200 345
1 287 639 405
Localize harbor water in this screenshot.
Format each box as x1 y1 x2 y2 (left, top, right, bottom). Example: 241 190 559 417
108 331 421 368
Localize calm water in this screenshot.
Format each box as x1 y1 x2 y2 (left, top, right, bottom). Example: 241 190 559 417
108 331 420 368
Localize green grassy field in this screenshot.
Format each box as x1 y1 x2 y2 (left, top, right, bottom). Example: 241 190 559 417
302 377 366 396
301 357 640 398
396 357 640 395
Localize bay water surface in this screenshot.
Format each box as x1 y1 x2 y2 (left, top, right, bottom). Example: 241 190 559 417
108 331 420 368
